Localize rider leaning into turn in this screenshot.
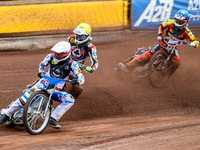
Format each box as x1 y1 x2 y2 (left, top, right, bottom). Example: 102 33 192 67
121 9 199 75
67 23 98 73
0 41 85 129
66 23 98 98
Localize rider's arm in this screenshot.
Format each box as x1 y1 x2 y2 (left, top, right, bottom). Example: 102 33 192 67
38 54 52 73
71 61 85 85
183 27 199 48
158 19 174 37
87 44 98 72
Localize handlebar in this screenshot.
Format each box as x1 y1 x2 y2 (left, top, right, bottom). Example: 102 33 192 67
162 37 190 46
182 40 190 46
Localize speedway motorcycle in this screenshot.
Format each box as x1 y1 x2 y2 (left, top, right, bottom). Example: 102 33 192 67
0 64 87 135
148 37 189 87
116 36 190 87
0 75 71 135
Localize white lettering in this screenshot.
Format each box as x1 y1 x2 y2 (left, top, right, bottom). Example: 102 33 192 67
160 0 173 21
134 0 173 27
190 13 200 20
152 6 163 22
134 0 157 26
188 0 200 10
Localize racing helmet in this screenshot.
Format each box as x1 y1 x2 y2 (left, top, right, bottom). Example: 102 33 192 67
174 9 190 29
51 41 71 64
73 23 91 45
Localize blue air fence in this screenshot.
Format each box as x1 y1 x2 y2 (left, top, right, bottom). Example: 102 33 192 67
131 0 200 29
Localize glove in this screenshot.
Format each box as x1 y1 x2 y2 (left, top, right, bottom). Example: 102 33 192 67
157 36 162 41
38 72 45 78
78 63 85 69
85 66 93 73
71 79 79 85
190 42 196 47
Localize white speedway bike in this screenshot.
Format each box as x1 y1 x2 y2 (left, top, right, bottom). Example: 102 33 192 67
0 75 72 135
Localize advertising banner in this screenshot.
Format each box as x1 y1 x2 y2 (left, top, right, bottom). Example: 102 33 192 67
132 0 200 29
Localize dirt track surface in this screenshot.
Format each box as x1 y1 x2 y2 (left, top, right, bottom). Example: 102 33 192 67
0 29 200 150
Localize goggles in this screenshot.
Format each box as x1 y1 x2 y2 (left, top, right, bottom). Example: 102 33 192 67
54 52 69 59
76 34 88 41
175 18 186 25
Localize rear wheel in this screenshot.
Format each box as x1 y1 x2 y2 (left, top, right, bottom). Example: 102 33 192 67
23 91 51 135
148 50 171 87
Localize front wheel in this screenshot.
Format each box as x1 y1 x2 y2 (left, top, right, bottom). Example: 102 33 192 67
148 50 171 87
23 91 51 135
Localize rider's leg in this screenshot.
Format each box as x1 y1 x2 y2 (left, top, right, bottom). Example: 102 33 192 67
1 81 42 124
126 50 152 66
126 43 161 70
0 95 26 124
50 90 75 128
5 99 23 117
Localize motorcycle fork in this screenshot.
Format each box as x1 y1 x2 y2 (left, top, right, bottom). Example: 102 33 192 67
43 90 55 117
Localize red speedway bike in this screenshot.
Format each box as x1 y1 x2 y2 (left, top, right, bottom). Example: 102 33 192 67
116 37 190 87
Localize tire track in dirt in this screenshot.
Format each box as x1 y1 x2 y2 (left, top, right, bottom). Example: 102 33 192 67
0 29 200 149
0 115 199 150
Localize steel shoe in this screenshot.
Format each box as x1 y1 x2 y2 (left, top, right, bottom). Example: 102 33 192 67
116 62 130 73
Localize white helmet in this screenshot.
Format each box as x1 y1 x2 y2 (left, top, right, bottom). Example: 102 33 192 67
73 23 92 45
51 41 71 64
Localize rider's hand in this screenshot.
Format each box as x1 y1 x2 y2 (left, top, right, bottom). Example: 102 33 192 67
85 66 93 73
78 63 85 69
157 36 162 41
190 42 196 47
38 72 45 78
71 79 79 85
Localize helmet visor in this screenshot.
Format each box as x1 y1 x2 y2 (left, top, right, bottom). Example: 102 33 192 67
175 18 186 25
76 34 88 41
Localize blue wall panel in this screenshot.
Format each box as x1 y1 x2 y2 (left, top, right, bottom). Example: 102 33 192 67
132 0 200 29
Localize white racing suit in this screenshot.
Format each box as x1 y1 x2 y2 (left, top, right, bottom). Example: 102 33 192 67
4 53 85 121
67 35 99 71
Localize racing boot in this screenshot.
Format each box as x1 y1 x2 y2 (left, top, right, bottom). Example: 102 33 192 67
48 117 62 129
0 114 9 124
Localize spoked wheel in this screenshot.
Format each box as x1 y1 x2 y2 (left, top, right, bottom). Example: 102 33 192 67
23 91 51 135
148 50 171 87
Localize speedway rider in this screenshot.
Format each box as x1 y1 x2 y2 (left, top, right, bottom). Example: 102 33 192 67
0 41 85 129
66 23 98 98
118 9 199 76
68 23 98 73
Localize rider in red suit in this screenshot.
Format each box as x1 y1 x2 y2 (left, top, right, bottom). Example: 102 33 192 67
120 9 199 75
